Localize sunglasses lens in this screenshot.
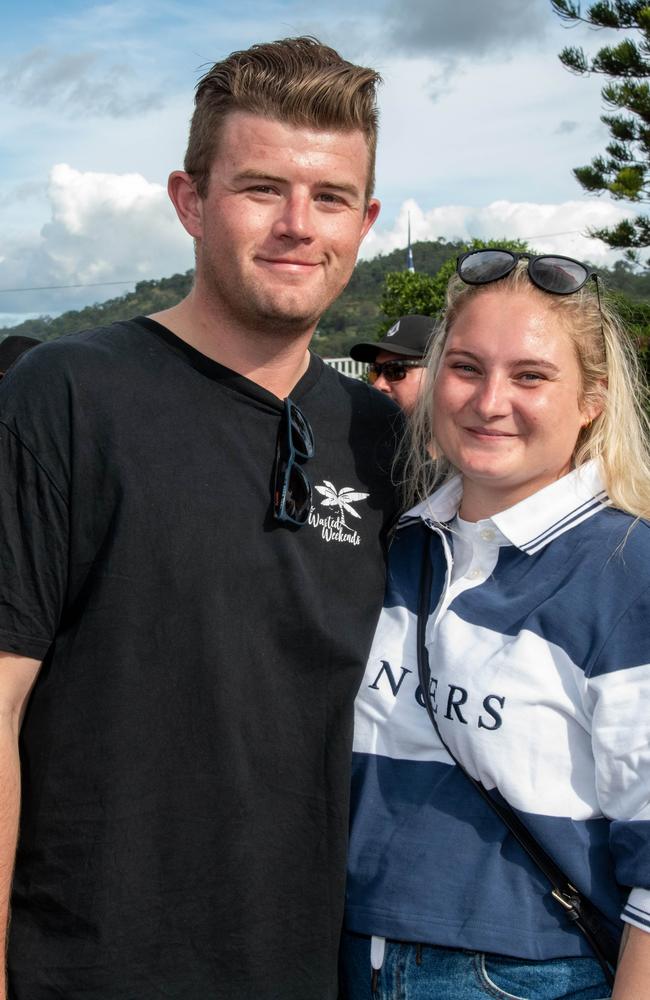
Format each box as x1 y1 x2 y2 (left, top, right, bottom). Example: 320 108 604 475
459 250 515 285
273 398 314 525
529 257 589 294
286 465 311 521
275 460 311 523
287 402 315 458
367 363 406 383
384 364 406 383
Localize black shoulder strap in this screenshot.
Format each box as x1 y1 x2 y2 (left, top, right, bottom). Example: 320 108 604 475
416 541 617 985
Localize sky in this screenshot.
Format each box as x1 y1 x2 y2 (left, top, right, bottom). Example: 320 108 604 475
0 0 638 328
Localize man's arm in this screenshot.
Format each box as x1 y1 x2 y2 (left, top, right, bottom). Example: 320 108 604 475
0 653 41 1000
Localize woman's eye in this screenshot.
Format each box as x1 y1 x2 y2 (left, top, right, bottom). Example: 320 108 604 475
518 372 545 383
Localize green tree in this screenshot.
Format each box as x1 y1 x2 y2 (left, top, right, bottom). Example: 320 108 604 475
552 1 650 256
378 238 531 333
379 271 441 326
609 290 650 380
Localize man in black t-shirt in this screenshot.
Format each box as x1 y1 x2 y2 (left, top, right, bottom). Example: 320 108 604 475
0 39 401 1000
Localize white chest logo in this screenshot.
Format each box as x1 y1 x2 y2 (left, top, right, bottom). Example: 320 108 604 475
308 480 369 545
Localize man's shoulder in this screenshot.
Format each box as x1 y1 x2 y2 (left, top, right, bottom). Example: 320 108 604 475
28 318 143 361
0 318 157 398
0 319 155 442
314 359 403 419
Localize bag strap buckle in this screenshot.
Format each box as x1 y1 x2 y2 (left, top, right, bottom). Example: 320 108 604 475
551 886 580 920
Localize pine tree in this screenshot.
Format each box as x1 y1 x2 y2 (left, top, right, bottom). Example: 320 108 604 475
552 1 650 257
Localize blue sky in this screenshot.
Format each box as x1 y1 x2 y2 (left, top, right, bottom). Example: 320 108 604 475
0 0 635 327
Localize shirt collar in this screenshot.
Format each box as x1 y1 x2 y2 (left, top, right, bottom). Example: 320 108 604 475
403 476 463 526
401 460 610 555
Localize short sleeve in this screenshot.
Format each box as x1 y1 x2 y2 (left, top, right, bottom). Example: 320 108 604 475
585 575 650 930
0 422 69 659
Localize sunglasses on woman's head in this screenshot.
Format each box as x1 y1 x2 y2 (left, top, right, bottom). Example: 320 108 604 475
367 359 425 384
457 250 598 296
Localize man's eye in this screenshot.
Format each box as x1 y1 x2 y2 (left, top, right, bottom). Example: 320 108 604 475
518 372 545 383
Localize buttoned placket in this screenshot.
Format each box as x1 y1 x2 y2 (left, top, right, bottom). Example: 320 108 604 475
424 516 507 631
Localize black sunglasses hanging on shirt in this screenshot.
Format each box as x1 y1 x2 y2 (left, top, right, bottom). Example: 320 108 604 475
272 397 315 525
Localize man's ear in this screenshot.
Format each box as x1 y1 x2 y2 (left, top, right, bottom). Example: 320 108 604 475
360 198 381 243
168 171 203 240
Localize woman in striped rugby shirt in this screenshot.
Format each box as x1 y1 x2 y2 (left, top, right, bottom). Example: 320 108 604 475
341 252 650 1000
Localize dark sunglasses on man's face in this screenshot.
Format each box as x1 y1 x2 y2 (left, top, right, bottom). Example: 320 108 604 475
367 359 425 385
457 249 598 295
273 397 315 526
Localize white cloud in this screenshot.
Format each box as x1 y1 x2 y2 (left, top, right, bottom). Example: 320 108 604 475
0 164 194 317
361 197 635 267
0 172 637 327
47 163 165 239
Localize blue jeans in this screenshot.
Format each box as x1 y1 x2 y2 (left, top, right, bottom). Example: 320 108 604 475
339 932 611 1000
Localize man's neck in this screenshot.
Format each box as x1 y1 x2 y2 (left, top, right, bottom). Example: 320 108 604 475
150 292 314 399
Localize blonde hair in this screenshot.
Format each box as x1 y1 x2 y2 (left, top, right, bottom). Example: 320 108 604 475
404 262 650 519
184 36 381 203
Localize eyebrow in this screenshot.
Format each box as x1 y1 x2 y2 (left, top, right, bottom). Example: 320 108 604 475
445 349 561 373
231 169 361 199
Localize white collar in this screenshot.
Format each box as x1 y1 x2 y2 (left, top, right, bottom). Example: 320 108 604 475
401 460 609 555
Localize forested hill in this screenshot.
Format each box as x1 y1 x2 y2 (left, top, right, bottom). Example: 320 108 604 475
5 239 650 358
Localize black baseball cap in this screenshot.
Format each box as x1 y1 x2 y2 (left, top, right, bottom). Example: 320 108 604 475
0 335 41 377
349 315 435 363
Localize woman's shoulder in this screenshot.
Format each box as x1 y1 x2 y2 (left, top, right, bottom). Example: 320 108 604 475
570 508 650 613
590 506 650 552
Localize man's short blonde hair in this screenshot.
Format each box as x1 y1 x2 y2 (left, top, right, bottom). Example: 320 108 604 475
184 36 381 204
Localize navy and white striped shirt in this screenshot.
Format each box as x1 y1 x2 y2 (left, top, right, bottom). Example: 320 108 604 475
346 462 650 960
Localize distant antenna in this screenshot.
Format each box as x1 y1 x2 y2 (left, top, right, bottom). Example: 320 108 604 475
407 212 415 272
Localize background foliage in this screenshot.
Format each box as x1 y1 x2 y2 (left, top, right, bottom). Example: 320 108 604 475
2 240 650 378
552 0 650 258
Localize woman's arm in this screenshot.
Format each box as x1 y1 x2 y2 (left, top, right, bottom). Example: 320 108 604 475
612 924 650 1000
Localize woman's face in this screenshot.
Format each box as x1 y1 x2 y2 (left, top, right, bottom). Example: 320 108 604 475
432 289 600 520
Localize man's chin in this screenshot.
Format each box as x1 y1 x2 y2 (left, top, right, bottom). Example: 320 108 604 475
253 297 324 335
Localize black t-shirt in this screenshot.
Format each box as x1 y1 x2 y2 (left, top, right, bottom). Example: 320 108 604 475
0 318 401 1000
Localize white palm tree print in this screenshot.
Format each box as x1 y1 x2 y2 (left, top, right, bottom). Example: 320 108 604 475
315 480 369 526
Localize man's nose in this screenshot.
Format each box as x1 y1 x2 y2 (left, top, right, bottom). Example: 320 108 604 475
272 194 312 241
371 374 392 396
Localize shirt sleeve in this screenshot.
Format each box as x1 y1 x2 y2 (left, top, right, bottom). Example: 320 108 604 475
586 583 650 933
0 421 69 660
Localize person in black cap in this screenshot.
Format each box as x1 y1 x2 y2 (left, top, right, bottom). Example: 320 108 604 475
0 336 40 379
350 314 435 413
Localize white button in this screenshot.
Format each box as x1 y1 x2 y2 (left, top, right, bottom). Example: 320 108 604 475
480 528 495 542
468 568 482 580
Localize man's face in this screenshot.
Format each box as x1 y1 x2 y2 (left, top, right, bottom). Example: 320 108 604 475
371 350 425 413
188 112 379 335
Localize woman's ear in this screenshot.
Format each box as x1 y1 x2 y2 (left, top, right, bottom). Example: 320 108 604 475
581 378 607 427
